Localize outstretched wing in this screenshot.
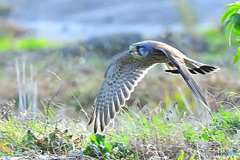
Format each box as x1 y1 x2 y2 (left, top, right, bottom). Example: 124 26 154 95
156 46 209 109
88 51 156 133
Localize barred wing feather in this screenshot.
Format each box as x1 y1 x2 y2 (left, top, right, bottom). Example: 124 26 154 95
88 51 156 133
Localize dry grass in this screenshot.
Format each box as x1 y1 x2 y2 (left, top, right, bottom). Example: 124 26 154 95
0 92 239 159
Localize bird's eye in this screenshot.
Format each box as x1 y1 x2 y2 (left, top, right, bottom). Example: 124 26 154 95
136 46 146 56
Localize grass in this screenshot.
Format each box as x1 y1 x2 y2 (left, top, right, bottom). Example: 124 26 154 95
0 96 239 159
0 37 58 51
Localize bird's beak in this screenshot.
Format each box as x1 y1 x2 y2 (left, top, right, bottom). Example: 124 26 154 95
129 45 136 55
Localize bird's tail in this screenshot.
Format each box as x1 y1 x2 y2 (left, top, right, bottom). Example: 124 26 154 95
164 57 218 75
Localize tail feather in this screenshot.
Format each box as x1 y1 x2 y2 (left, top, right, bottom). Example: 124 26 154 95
164 58 218 75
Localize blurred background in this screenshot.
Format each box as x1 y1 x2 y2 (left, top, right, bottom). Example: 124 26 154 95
0 0 239 121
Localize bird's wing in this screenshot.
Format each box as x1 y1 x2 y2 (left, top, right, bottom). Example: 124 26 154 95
88 51 156 133
155 45 209 110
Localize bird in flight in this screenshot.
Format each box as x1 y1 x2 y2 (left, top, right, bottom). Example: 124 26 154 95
88 40 218 133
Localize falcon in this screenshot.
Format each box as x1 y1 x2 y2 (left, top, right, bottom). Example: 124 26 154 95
88 40 218 133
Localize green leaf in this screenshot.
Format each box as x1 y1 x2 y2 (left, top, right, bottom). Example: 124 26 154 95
95 134 105 144
229 13 240 24
236 39 240 44
201 133 209 141
233 47 240 64
221 6 239 24
105 142 112 152
225 20 234 45
233 23 240 36
27 121 31 127
224 2 240 9
90 134 97 144
129 154 134 158
231 14 240 36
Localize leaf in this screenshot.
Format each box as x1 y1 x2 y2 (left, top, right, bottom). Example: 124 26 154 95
201 133 209 141
90 134 97 144
95 134 105 144
1 143 10 153
230 14 240 36
224 2 240 9
233 47 240 64
129 154 134 158
229 13 240 24
233 23 240 36
105 142 112 152
236 39 240 44
225 21 234 45
221 6 239 24
27 121 31 127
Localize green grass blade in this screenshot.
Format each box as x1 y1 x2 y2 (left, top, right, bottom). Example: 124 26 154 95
177 150 184 160
190 152 197 160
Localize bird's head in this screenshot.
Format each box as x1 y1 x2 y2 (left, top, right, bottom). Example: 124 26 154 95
130 41 152 59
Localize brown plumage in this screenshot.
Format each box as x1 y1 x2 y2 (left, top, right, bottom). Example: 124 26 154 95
88 40 218 133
